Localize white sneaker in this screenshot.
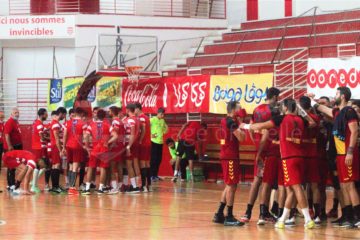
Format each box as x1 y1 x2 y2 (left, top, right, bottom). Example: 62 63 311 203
44 184 50 191
285 217 296 227
314 216 322 225
147 186 153 192
79 183 86 191
142 187 149 193
0 220 6 226
106 189 119 195
11 188 21 196
171 176 177 183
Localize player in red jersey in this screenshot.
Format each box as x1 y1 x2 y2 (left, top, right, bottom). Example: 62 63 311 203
49 109 66 194
107 106 126 194
0 111 4 175
240 87 281 224
135 102 152 192
124 103 141 193
82 109 118 195
310 87 360 228
240 98 316 229
213 101 246 227
63 107 87 195
299 96 323 225
172 120 202 182
30 108 48 193
3 150 49 195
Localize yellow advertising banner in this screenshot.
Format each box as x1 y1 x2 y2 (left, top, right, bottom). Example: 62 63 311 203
209 73 273 114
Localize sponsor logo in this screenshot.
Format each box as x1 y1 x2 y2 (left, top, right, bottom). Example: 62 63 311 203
49 79 62 104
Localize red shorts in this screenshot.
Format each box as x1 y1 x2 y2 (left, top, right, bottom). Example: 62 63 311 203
125 143 139 161
305 157 320 183
263 155 279 185
32 149 44 161
282 157 305 187
221 159 240 185
336 155 359 183
109 149 125 162
50 146 61 165
66 147 84 163
89 151 110 168
139 144 151 161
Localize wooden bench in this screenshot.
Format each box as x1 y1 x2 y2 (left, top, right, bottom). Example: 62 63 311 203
195 144 256 182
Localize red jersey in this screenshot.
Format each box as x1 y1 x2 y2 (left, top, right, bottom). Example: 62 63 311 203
303 113 320 157
272 114 307 160
0 121 4 144
50 119 62 148
31 119 44 150
4 117 22 149
252 104 280 156
333 107 359 156
86 120 112 150
110 117 125 148
179 121 201 145
65 118 87 149
3 150 37 169
220 117 239 160
124 116 140 144
138 113 151 146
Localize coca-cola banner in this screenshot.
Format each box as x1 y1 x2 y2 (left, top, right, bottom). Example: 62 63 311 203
307 57 360 98
122 75 210 113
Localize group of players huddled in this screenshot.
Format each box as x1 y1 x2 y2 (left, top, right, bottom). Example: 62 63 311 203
213 86 360 230
4 102 155 196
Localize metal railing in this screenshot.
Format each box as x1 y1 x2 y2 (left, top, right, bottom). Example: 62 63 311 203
8 0 226 19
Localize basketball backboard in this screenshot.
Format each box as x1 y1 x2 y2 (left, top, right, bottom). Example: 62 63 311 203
96 34 161 78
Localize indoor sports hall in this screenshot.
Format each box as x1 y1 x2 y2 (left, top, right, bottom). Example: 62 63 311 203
1 0 360 239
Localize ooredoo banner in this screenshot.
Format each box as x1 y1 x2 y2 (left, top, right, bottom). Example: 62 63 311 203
0 15 75 39
122 75 210 114
307 57 360 98
209 73 273 114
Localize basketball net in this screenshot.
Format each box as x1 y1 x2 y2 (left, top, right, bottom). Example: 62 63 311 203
125 66 143 84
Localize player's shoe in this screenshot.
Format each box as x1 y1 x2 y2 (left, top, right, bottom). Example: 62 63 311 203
339 220 353 228
171 176 178 183
31 186 41 193
119 185 127 193
147 186 153 192
11 188 21 196
79 183 86 192
275 221 285 229
106 188 119 195
331 216 344 227
354 219 360 228
258 213 277 225
314 216 322 226
81 189 91 195
224 216 244 226
141 186 149 193
68 187 79 195
44 184 50 191
285 217 296 227
212 213 225 224
90 183 96 189
304 220 315 229
96 189 106 195
0 220 6 226
327 209 338 219
240 213 251 223
49 188 61 194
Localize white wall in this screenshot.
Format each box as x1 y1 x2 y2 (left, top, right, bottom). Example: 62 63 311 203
294 0 360 16
0 0 9 15
259 0 285 20
227 0 247 26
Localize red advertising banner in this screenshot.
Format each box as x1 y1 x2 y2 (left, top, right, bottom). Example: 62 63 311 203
122 75 210 114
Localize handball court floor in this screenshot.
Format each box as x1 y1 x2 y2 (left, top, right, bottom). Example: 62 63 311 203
0 171 360 239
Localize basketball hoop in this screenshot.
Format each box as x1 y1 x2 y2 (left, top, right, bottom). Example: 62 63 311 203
125 66 143 83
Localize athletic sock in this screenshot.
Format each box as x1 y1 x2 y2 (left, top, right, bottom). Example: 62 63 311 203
308 198 313 210
118 182 123 189
345 205 354 221
32 169 39 187
217 202 226 215
85 182 91 191
71 171 77 188
246 204 254 215
314 203 321 218
289 208 296 219
260 204 266 216
79 167 85 187
51 169 60 188
123 175 129 185
271 201 279 215
99 183 105 191
45 169 51 184
332 198 339 210
301 208 312 223
278 208 284 219
227 206 234 217
279 208 290 222
353 205 360 219
140 168 146 187
130 177 137 188
111 180 117 190
174 170 178 177
145 168 151 186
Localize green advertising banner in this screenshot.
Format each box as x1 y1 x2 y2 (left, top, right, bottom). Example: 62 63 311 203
47 77 122 111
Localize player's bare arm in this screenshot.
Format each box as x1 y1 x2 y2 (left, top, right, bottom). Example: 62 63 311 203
346 121 358 166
